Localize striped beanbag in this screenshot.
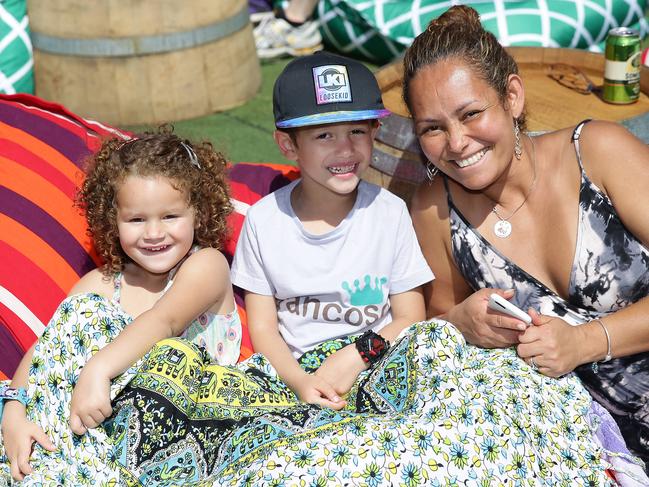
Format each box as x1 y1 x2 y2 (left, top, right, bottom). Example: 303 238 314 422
0 93 128 379
0 93 298 378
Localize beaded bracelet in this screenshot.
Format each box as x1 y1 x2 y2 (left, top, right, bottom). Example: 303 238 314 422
591 318 612 373
0 385 28 421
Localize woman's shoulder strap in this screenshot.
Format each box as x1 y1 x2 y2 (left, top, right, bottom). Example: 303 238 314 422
440 174 455 209
571 119 592 170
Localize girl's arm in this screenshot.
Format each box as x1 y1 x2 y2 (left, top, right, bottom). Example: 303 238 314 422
2 348 57 480
69 248 232 433
246 291 344 409
2 268 110 477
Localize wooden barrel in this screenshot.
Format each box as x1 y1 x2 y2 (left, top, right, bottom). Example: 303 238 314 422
367 47 649 203
27 0 261 126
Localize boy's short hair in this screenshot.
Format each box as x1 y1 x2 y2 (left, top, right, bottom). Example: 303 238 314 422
273 51 390 129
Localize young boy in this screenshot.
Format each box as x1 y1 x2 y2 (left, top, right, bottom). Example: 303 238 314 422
231 51 434 410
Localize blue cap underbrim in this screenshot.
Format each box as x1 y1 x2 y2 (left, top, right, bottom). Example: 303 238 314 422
276 109 391 129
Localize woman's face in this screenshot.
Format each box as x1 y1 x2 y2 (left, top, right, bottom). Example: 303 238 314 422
408 59 523 191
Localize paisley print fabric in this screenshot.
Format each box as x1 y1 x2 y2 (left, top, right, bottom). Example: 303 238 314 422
444 121 649 466
0 290 627 485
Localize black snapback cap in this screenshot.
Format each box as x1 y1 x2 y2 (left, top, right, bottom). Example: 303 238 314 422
273 51 390 129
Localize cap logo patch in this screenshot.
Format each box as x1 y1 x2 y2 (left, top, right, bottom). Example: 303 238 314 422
312 65 352 105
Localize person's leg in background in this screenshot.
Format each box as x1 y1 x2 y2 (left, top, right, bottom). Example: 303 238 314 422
253 0 323 59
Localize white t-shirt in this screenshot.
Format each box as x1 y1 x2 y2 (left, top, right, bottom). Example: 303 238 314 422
231 179 434 357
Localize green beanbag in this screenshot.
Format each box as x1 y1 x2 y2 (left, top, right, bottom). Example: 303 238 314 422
312 0 648 64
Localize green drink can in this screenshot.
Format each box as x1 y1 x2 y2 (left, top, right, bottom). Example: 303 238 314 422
602 27 641 104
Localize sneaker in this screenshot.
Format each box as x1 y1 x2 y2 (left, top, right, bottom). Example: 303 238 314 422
253 16 323 59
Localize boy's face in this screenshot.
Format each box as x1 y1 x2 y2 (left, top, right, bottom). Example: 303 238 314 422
274 120 378 197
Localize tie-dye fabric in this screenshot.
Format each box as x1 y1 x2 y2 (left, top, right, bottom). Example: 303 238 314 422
443 121 649 468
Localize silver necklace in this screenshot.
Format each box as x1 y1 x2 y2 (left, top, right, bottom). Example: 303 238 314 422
491 136 537 238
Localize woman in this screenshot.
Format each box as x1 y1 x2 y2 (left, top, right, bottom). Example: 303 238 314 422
406 5 649 467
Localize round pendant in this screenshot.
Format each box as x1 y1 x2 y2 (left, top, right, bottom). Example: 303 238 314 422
494 219 512 238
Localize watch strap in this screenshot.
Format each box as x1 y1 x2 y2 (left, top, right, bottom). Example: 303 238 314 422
355 330 390 366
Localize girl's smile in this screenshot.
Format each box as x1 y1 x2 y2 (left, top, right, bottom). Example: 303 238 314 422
116 175 195 277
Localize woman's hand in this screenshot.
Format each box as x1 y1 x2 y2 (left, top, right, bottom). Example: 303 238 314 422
292 373 347 410
314 344 368 398
446 289 527 348
517 310 586 377
69 359 112 434
1 401 55 481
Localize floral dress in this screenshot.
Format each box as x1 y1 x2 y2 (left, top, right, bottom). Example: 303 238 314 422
108 319 621 486
0 270 241 486
0 280 636 484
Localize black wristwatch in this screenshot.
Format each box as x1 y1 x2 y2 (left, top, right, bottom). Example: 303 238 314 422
355 330 390 366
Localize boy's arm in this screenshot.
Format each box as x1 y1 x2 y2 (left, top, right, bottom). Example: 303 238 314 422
246 292 344 409
70 248 232 433
314 287 425 396
374 287 426 341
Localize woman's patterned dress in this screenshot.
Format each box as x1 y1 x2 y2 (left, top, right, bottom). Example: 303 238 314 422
443 121 649 469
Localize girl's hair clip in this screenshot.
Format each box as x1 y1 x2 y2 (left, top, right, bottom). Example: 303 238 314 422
180 141 201 169
115 137 137 151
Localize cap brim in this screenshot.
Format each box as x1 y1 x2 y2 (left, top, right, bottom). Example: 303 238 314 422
276 109 391 129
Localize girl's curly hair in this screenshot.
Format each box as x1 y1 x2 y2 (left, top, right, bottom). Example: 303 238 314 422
76 127 233 276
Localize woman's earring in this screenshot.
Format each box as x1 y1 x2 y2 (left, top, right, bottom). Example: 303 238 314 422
513 119 522 160
426 160 438 182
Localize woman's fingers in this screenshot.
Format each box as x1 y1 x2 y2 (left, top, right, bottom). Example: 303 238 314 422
489 314 528 331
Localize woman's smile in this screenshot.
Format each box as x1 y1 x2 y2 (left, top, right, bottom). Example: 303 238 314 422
450 147 491 168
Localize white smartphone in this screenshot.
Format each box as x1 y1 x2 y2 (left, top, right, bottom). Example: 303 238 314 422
488 293 532 325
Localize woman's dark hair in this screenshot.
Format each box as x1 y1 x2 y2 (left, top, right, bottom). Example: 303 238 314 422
76 127 233 275
402 5 526 129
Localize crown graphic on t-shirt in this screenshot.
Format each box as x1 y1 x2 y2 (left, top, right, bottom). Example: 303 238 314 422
342 275 388 306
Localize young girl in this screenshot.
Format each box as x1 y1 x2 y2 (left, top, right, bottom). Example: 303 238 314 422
0 131 241 483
